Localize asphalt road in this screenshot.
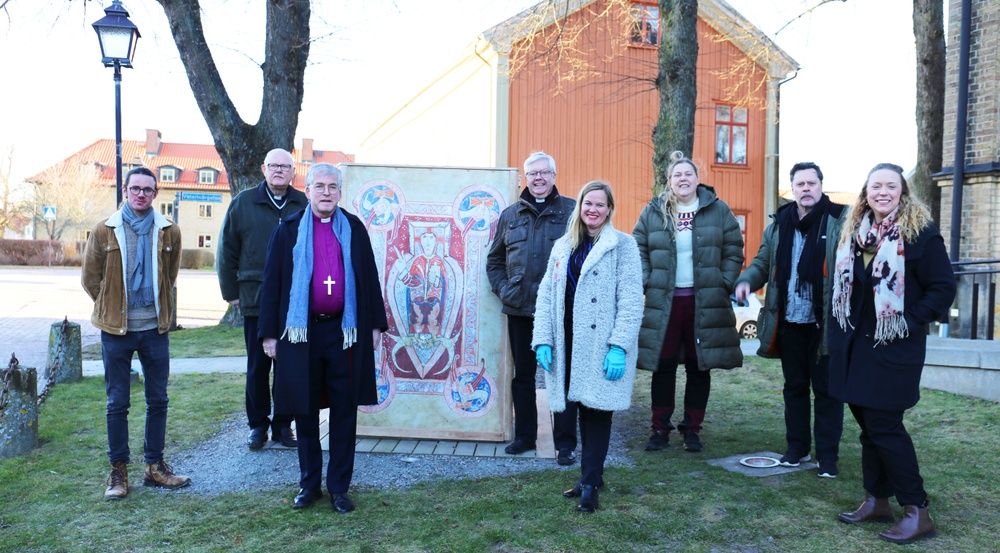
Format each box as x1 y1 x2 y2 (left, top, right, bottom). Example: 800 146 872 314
0 266 229 374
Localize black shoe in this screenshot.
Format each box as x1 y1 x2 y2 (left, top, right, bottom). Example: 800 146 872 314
563 481 604 498
246 427 267 450
645 431 669 451
273 427 298 448
332 493 355 514
683 432 703 452
293 488 322 509
504 439 536 455
576 485 599 512
818 460 839 478
778 451 811 467
556 448 577 466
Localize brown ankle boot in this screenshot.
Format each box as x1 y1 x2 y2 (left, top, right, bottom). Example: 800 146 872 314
104 462 129 500
837 492 894 524
143 460 191 490
879 504 936 544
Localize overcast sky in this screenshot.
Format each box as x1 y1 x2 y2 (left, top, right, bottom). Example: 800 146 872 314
0 0 922 192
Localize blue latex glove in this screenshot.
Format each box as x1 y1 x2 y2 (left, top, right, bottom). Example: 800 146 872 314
602 346 626 381
536 345 553 372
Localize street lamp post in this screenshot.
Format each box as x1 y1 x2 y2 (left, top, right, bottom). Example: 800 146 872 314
92 1 140 210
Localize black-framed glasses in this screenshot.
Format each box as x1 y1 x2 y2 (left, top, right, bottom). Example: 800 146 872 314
525 170 554 178
127 186 156 196
267 163 293 172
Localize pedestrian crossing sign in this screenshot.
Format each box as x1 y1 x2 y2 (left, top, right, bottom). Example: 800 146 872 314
43 206 57 221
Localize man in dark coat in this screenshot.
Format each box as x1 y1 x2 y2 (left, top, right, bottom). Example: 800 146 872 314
486 151 577 463
736 162 846 477
218 147 308 450
258 163 387 513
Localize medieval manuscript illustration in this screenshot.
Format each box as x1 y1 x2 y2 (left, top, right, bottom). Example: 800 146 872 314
341 164 519 441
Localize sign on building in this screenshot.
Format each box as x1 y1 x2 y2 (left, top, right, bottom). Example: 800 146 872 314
179 192 223 203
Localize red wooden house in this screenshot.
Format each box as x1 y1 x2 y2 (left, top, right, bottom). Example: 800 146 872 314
360 0 798 260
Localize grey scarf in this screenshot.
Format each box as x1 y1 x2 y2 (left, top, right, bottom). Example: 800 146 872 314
122 204 155 308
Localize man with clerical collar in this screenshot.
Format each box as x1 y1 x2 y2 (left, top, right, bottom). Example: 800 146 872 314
82 166 190 500
486 151 578 464
258 163 387 513
736 161 847 478
218 148 308 450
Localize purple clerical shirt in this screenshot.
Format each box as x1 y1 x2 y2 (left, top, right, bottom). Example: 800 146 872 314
310 213 345 315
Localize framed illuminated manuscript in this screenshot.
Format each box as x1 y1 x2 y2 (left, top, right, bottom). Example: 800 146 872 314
340 163 519 442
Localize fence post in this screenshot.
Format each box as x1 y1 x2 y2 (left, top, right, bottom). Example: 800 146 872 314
0 365 39 458
48 319 83 384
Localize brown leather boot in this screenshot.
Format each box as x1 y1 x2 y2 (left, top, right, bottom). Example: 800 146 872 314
837 492 894 524
143 460 191 490
104 462 129 500
878 504 936 544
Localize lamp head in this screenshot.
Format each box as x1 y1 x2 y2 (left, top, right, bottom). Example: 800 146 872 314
92 0 140 68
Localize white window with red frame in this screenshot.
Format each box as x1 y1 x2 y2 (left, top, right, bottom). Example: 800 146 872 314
630 3 660 46
715 104 748 165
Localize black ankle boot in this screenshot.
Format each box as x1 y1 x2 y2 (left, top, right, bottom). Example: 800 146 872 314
576 485 599 512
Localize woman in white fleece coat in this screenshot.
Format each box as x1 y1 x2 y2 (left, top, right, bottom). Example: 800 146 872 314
532 181 644 513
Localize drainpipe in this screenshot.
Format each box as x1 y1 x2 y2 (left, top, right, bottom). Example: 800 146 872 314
950 0 972 262
765 71 797 216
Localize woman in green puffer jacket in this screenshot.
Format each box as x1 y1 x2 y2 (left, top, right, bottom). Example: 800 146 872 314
632 152 744 453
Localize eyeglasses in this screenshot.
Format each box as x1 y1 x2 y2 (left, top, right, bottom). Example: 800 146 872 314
127 186 156 196
310 184 341 194
525 170 554 178
266 163 293 172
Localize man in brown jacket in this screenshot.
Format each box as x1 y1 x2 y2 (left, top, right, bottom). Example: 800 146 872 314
82 166 190 500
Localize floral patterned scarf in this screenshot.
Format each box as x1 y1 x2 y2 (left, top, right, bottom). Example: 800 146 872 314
832 208 908 345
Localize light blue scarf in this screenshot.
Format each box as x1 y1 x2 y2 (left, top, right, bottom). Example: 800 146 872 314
283 206 358 348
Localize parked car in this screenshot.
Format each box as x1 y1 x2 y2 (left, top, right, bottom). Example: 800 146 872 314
731 294 763 340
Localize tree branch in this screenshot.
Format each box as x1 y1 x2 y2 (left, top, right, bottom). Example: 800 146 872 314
774 0 848 36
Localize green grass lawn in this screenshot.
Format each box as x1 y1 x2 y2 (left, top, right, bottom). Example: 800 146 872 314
82 324 246 360
1 357 997 552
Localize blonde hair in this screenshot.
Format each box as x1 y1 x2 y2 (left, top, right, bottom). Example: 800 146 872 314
840 162 932 246
659 151 699 230
567 180 616 250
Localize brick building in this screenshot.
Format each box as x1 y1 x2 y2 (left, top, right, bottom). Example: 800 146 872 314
28 130 352 264
936 0 1000 337
937 0 1000 261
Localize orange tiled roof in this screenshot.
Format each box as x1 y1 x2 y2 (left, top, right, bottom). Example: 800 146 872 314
27 137 354 193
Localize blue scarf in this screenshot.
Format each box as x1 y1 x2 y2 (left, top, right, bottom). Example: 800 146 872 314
121 203 155 308
283 206 358 348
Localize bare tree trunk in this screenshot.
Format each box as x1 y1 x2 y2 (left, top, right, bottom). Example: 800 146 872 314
220 303 244 328
913 0 945 224
653 0 699 191
155 0 311 196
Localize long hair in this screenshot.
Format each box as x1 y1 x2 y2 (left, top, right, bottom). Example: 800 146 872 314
658 151 699 230
567 180 616 250
840 162 932 245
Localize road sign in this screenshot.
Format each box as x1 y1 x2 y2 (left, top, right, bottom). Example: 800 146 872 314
42 206 57 221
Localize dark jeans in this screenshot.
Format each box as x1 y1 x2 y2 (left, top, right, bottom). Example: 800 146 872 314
101 329 170 465
650 294 710 434
564 323 610 487
778 322 843 460
244 316 292 432
296 317 357 494
849 404 928 506
579 405 613 487
509 315 576 448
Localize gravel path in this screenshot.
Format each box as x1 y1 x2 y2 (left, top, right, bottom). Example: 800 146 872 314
171 406 644 496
